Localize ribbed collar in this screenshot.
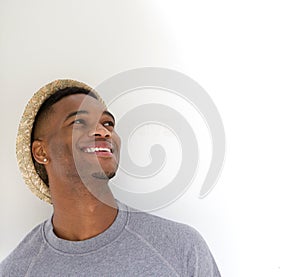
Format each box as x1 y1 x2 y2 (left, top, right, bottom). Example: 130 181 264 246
42 201 128 255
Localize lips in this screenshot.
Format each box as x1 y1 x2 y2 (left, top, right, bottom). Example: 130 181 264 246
80 141 113 156
83 147 112 153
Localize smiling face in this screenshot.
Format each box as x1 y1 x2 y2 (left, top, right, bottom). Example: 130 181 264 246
32 94 121 189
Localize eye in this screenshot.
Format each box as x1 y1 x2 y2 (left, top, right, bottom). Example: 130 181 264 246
72 119 86 125
103 121 115 128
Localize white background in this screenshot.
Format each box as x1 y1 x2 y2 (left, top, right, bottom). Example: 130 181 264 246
1 1 300 276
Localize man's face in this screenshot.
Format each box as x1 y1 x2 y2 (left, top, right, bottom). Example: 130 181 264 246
34 94 121 186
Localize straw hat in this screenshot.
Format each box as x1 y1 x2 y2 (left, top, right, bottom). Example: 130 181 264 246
16 79 104 204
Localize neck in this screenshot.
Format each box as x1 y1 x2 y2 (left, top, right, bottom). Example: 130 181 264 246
50 179 118 241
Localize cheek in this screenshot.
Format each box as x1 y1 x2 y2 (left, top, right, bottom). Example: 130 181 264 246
47 135 74 161
113 134 121 155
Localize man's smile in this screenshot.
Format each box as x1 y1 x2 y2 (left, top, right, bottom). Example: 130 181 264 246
83 147 112 153
80 141 115 157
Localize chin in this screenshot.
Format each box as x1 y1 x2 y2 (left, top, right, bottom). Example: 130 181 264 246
91 171 116 180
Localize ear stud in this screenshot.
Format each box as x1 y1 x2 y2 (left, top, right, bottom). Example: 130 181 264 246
43 158 48 162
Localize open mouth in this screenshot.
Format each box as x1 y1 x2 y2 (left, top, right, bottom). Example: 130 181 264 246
82 147 112 153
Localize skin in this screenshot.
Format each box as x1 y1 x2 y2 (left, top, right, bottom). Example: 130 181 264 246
32 94 121 241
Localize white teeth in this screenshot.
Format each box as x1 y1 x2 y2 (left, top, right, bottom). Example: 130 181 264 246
84 147 111 153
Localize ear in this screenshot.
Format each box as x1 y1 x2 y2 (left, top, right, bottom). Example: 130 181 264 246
32 140 49 164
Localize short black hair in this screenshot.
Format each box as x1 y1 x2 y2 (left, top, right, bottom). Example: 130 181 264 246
31 86 98 186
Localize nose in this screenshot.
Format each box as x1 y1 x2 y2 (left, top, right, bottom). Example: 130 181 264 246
88 123 111 138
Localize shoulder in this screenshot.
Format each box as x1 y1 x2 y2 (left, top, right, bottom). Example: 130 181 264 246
125 207 203 256
124 206 221 276
0 221 46 276
126 206 205 245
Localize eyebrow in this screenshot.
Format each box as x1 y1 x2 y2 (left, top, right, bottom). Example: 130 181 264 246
64 110 115 122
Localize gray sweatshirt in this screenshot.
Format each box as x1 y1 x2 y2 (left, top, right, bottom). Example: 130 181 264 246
0 202 221 276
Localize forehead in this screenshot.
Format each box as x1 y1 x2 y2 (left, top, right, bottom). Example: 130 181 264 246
51 94 107 115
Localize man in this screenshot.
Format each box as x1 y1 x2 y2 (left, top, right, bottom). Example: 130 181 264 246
0 79 221 276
